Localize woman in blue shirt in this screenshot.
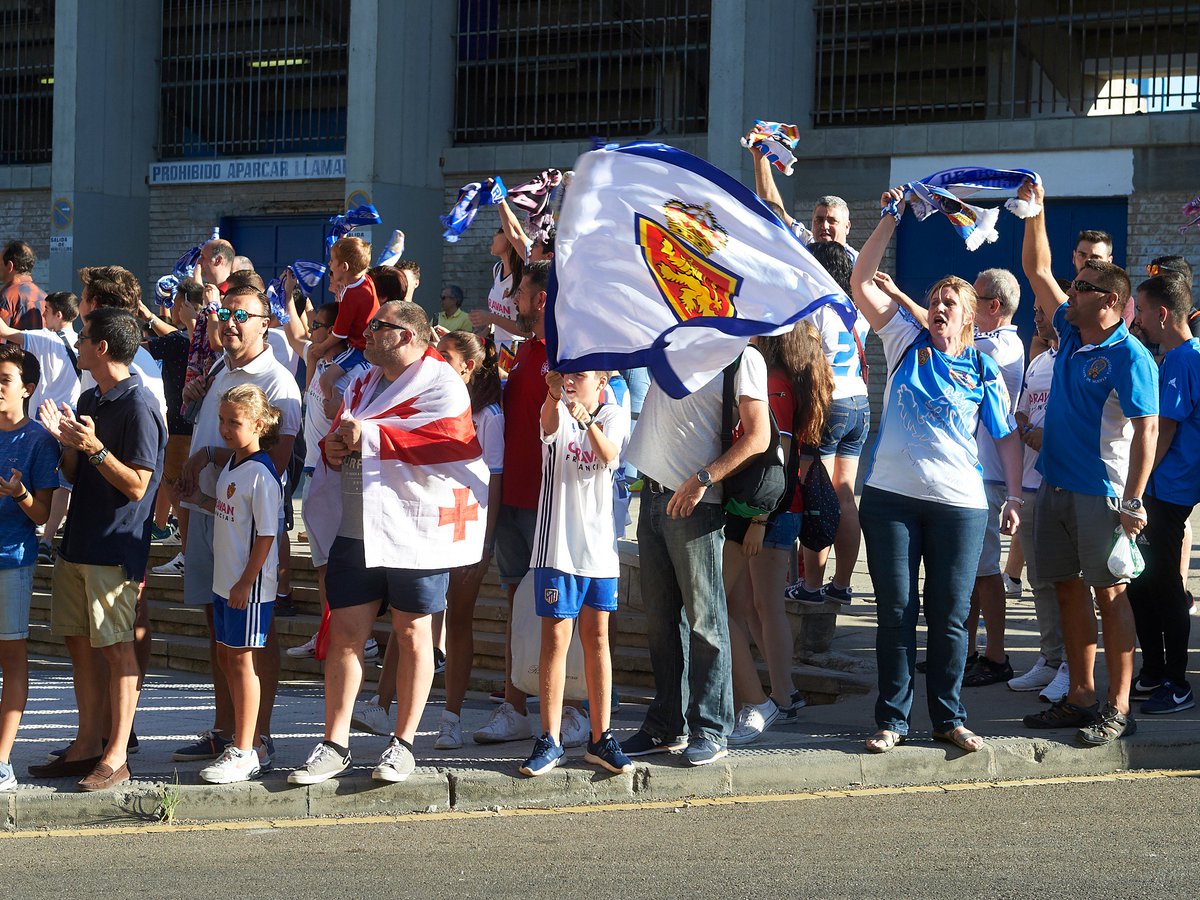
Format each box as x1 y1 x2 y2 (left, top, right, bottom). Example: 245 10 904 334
850 187 1025 754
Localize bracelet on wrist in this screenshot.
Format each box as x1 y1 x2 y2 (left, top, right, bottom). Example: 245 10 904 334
1005 495 1025 507
750 517 769 526
13 489 29 504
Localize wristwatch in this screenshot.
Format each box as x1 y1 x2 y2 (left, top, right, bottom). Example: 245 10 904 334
88 447 109 466
695 468 713 487
1121 498 1143 513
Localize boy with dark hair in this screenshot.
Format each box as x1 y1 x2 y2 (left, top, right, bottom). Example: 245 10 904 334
1 240 46 330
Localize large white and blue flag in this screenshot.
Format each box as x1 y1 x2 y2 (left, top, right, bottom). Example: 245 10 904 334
546 142 856 398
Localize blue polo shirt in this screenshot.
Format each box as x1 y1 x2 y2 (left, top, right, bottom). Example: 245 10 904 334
1149 338 1200 507
1037 303 1158 498
59 374 166 581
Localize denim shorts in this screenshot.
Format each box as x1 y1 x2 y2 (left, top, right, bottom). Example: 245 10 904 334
724 511 801 549
817 394 870 458
0 564 34 640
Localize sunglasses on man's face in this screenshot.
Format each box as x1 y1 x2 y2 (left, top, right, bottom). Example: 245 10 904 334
1070 279 1107 294
216 307 270 324
367 319 407 332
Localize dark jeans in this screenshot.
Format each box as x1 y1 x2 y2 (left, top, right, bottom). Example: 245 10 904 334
1127 494 1193 687
860 486 988 734
636 489 733 744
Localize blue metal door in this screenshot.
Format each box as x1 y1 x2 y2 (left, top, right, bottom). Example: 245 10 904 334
220 215 329 300
894 198 1128 343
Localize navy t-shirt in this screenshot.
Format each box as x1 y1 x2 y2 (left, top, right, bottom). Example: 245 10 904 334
59 375 167 581
0 420 60 568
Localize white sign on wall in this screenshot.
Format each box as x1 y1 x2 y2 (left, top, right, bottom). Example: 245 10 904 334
149 154 346 186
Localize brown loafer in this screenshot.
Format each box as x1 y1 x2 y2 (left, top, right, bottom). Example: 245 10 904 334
77 761 131 792
28 754 102 779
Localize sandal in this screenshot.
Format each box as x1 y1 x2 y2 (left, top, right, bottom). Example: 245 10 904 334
864 729 905 753
932 726 986 753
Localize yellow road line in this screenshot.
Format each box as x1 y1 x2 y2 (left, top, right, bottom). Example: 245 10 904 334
6 768 1199 840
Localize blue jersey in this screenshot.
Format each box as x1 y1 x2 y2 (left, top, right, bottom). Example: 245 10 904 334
865 309 1014 509
1149 338 1200 507
0 420 60 568
1037 303 1158 498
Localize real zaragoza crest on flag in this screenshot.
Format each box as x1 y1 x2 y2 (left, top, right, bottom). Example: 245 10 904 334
546 142 858 398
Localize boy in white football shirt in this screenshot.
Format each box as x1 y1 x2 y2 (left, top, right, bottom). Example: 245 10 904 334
519 368 632 777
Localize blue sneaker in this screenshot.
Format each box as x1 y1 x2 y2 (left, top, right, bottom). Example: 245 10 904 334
1130 673 1163 700
584 731 633 774
257 735 276 771
519 734 565 777
0 760 16 790
683 736 728 767
171 730 232 762
1142 680 1195 715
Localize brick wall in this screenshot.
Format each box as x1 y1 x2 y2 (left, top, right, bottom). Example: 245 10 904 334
1127 189 1200 306
147 180 345 278
0 189 51 284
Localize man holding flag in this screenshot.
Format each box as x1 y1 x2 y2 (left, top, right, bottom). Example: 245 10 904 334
546 141 856 764
290 300 490 785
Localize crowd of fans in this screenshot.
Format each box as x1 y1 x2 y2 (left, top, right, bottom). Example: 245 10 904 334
0 149 1195 792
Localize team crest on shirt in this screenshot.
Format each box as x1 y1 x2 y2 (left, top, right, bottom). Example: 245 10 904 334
948 369 978 390
636 200 743 323
1085 357 1110 382
917 347 931 366
226 482 236 500
543 588 559 606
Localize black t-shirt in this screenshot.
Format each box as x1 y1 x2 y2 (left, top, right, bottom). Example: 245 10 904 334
147 330 192 435
59 375 167 581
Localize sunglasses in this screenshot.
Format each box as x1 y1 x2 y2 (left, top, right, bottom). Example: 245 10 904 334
368 319 408 332
1070 279 1107 294
311 321 331 331
216 308 270 324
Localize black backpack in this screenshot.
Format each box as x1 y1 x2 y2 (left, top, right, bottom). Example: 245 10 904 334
800 453 840 551
719 354 787 519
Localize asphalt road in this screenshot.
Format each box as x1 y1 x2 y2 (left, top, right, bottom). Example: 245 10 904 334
8 772 1200 899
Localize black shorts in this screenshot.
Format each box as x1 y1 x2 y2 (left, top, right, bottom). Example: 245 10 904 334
325 536 449 615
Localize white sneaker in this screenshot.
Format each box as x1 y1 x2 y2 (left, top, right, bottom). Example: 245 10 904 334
1001 572 1023 598
350 697 392 736
434 710 463 750
286 633 318 658
199 746 261 784
363 638 380 662
560 706 590 749
372 737 415 783
728 699 781 746
151 552 185 577
1007 655 1056 692
1039 662 1071 703
472 702 532 744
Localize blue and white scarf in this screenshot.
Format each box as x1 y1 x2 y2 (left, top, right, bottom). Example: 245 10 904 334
440 177 507 242
325 204 382 255
265 259 327 325
883 167 1042 251
155 227 220 306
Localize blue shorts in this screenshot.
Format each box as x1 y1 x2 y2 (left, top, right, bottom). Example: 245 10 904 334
533 568 618 619
325 536 448 615
817 395 870 458
0 564 35 640
763 511 802 549
212 593 273 649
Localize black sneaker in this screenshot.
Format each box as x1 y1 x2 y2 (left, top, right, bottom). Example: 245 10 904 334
780 689 807 719
620 730 688 757
1023 699 1100 730
274 593 298 617
1078 703 1137 745
1130 673 1163 701
963 655 1013 687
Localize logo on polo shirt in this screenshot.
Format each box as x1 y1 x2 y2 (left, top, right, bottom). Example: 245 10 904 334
1085 357 1110 382
917 348 931 366
543 588 559 605
226 482 237 500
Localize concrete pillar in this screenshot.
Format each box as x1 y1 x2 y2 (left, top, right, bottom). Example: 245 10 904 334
346 0 455 315
706 0 809 188
49 0 160 292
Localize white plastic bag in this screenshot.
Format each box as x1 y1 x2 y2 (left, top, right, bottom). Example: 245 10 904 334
509 571 589 700
1107 527 1146 580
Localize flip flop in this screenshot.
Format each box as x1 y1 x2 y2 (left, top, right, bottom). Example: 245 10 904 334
932 726 986 753
865 729 905 753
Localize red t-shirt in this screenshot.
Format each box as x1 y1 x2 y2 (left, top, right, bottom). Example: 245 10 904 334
332 275 379 351
763 370 805 514
501 338 549 509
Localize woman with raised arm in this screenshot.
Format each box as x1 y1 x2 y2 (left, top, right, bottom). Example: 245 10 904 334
851 187 1025 754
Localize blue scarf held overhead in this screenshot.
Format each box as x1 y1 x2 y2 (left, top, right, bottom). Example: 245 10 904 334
155 227 220 307
441 177 507 243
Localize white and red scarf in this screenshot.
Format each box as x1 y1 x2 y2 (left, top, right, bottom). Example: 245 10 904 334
307 347 490 570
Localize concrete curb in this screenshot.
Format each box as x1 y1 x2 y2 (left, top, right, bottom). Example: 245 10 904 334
7 731 1200 831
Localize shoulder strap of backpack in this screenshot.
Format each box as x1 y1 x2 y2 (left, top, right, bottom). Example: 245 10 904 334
55 329 79 377
720 353 743 454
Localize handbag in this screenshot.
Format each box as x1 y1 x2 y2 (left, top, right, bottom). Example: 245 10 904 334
720 354 787 519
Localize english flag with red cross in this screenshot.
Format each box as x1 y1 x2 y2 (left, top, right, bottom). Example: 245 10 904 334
305 346 491 570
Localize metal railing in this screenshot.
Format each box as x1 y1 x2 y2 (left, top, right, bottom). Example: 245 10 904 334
0 0 55 166
453 0 711 145
814 0 1200 127
158 0 349 159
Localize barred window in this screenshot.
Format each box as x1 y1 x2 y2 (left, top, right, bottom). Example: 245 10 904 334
0 0 54 166
814 1 1200 127
158 0 349 159
453 0 711 145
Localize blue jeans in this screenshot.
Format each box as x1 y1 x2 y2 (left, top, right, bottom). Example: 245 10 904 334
860 486 987 735
637 489 733 744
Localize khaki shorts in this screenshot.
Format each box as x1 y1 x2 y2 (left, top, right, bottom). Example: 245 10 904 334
163 434 191 484
1033 484 1125 587
51 558 139 648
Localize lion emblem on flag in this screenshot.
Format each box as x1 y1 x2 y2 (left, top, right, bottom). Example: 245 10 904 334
636 199 743 323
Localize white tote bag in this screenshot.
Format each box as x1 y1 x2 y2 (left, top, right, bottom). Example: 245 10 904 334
510 571 589 701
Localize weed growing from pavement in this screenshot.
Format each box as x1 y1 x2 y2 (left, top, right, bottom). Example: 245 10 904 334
156 772 182 824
